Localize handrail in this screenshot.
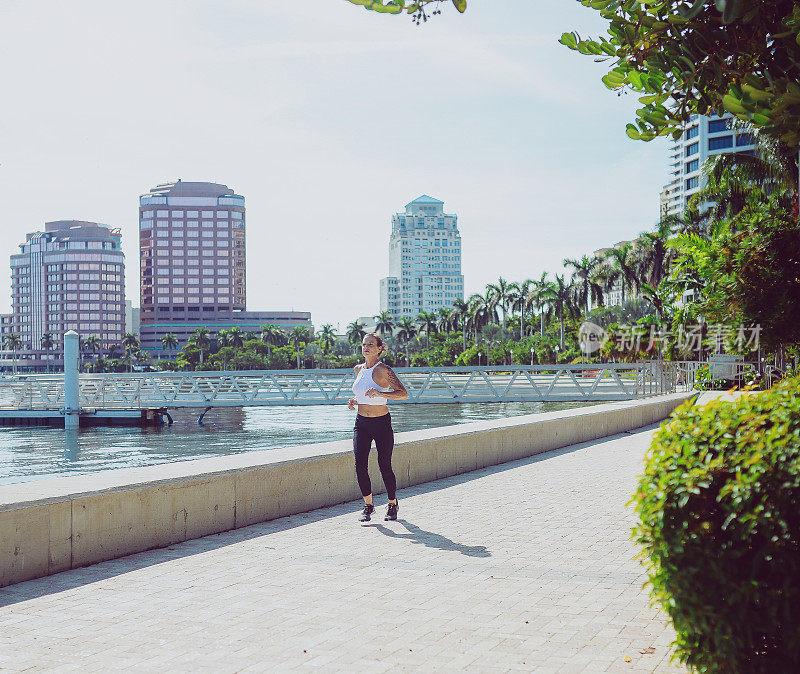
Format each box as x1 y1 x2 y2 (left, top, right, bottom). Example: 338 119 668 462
0 363 677 410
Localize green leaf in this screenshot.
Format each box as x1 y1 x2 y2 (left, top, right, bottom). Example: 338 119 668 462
722 93 748 115
625 123 641 139
451 0 467 12
678 0 706 20
559 32 578 50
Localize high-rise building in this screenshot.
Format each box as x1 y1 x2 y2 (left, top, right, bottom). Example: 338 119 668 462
662 113 756 217
379 195 464 321
139 180 312 355
5 221 125 370
140 181 246 323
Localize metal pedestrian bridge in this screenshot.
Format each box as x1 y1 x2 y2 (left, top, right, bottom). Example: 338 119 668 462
1 363 677 412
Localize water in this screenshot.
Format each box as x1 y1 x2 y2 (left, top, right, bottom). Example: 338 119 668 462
0 401 599 485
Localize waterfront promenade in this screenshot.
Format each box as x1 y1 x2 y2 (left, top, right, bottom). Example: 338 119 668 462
0 425 684 672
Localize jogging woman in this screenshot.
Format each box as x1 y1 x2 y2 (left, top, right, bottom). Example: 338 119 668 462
348 333 409 522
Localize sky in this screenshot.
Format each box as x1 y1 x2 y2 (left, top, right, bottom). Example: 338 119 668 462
0 0 668 331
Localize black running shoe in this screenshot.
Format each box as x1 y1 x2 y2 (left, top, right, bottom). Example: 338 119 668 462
359 504 375 522
385 502 398 521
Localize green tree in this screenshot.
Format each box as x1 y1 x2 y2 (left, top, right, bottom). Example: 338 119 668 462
485 277 515 329
373 311 394 337
187 328 210 367
3 333 23 373
345 321 366 355
395 317 417 366
416 310 438 351
318 324 336 357
122 333 140 372
83 335 103 371
636 219 676 290
530 272 555 337
605 243 639 305
160 333 179 359
40 332 55 373
260 324 283 359
563 255 601 316
560 1 800 147
289 326 311 369
345 0 466 20
451 297 470 352
550 274 575 350
227 327 244 349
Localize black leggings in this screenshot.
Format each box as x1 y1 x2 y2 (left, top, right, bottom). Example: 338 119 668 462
353 413 396 501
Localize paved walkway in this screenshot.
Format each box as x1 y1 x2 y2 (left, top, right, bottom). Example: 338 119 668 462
0 426 684 673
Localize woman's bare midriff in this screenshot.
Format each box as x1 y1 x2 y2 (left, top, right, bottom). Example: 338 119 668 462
357 404 390 417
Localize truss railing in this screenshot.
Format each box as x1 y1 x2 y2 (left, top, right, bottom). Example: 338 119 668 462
0 363 677 411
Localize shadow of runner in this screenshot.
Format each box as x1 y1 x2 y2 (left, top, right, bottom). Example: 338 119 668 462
370 520 490 557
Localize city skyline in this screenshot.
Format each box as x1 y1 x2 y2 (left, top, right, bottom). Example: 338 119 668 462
0 1 668 329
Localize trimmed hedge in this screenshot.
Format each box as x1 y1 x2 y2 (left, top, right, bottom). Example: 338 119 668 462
633 378 800 673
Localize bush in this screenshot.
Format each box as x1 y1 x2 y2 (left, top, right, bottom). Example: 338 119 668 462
633 377 800 672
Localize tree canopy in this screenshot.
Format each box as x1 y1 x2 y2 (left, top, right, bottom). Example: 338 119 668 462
345 0 465 20
560 1 800 146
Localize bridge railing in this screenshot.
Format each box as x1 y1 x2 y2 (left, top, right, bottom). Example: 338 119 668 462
0 363 678 410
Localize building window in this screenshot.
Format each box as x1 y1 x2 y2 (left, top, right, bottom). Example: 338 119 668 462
686 159 699 173
686 142 699 156
709 135 733 150
708 118 732 133
685 126 699 139
736 133 755 146
686 176 699 190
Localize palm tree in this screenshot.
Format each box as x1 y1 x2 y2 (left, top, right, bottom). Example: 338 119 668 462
187 327 210 367
466 293 491 342
636 219 675 289
395 317 417 366
416 310 437 351
260 324 283 359
485 277 515 329
481 323 504 365
451 297 470 352
512 279 533 339
605 243 639 305
83 335 103 371
550 275 575 350
122 332 140 372
318 324 336 361
3 333 23 373
160 332 179 359
227 327 244 349
373 311 394 337
40 332 55 373
564 255 600 315
530 272 555 337
345 321 366 355
695 129 798 221
436 308 454 333
289 326 311 369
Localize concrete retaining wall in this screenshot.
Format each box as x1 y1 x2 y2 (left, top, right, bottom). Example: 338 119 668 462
0 393 693 587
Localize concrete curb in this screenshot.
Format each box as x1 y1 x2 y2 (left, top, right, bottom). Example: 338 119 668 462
0 393 693 587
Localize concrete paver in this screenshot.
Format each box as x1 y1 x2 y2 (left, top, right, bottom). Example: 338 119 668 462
0 425 685 672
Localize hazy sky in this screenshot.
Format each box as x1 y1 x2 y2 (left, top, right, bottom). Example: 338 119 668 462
0 0 667 330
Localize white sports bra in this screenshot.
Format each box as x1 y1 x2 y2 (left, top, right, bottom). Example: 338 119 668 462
352 362 388 405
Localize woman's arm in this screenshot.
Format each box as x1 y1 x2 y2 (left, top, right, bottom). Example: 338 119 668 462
368 365 409 400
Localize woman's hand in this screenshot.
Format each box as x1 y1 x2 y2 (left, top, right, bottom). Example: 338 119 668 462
365 388 382 398
348 397 357 410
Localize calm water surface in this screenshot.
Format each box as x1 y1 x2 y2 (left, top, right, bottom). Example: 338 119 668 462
0 401 598 485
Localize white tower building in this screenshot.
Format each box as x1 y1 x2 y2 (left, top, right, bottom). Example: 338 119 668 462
379 196 464 321
662 113 756 217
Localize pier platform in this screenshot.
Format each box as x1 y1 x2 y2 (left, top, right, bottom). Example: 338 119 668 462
0 408 169 427
0 425 684 672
